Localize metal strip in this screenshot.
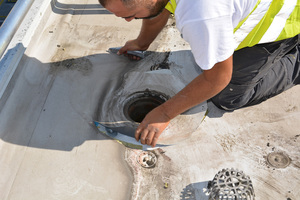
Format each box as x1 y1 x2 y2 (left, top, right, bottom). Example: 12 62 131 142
0 0 34 59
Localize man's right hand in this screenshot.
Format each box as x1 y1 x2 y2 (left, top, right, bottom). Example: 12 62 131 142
118 9 171 60
118 39 149 60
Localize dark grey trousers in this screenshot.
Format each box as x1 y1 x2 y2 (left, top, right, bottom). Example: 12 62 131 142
212 34 300 110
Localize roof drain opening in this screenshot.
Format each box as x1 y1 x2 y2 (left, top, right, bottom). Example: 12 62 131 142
124 90 169 123
137 151 157 168
208 168 255 200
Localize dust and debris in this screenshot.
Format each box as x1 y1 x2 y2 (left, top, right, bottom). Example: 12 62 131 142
292 134 299 142
125 148 179 199
285 105 298 112
165 16 176 28
214 134 237 152
272 147 276 151
157 148 172 162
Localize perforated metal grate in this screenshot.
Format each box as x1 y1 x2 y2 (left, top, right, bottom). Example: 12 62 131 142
208 168 255 200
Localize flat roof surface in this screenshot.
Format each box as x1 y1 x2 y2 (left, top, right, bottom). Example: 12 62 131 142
0 0 299 199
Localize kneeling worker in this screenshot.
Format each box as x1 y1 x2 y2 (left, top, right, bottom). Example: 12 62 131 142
98 0 300 147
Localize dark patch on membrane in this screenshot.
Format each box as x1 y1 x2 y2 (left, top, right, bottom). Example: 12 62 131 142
150 51 170 71
50 58 92 75
150 62 170 71
123 90 169 123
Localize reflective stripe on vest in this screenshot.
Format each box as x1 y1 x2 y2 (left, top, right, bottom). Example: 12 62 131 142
165 0 300 51
165 0 177 14
235 0 300 50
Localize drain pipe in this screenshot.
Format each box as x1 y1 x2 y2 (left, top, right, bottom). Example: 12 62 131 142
0 0 34 59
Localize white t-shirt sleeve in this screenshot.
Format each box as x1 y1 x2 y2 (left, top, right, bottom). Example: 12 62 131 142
180 16 235 70
175 0 235 70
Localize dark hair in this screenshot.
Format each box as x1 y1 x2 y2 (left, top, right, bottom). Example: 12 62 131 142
98 0 108 7
98 0 137 8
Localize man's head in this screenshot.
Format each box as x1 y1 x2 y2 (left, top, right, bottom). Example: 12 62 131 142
99 0 169 22
99 0 137 9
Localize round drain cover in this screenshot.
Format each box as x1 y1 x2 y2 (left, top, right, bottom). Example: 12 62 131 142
137 151 157 168
266 152 291 168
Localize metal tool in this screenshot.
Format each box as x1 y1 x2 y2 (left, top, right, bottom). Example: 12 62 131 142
94 121 169 150
108 47 146 59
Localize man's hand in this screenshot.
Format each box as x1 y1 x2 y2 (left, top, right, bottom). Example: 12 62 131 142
118 9 171 60
118 39 149 60
135 105 170 147
134 56 233 147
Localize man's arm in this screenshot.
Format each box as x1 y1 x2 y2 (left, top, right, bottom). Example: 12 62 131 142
118 9 170 55
135 55 233 147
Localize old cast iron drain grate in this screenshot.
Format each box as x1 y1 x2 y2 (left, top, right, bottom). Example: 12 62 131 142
123 90 169 123
266 152 291 168
208 168 255 200
137 151 157 168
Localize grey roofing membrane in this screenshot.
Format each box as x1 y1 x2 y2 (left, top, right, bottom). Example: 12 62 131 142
0 0 299 199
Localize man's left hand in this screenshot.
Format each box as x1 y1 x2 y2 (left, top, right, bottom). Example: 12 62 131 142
135 106 170 147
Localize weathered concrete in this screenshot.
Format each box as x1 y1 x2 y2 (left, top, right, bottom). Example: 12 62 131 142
125 89 300 199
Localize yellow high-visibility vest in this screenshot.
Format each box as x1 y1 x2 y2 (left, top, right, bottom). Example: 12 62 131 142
165 0 177 14
165 0 300 50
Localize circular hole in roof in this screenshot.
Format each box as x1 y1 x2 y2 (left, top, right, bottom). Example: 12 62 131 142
124 90 169 123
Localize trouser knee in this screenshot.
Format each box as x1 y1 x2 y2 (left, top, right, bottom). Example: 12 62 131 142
211 84 255 111
212 34 300 111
